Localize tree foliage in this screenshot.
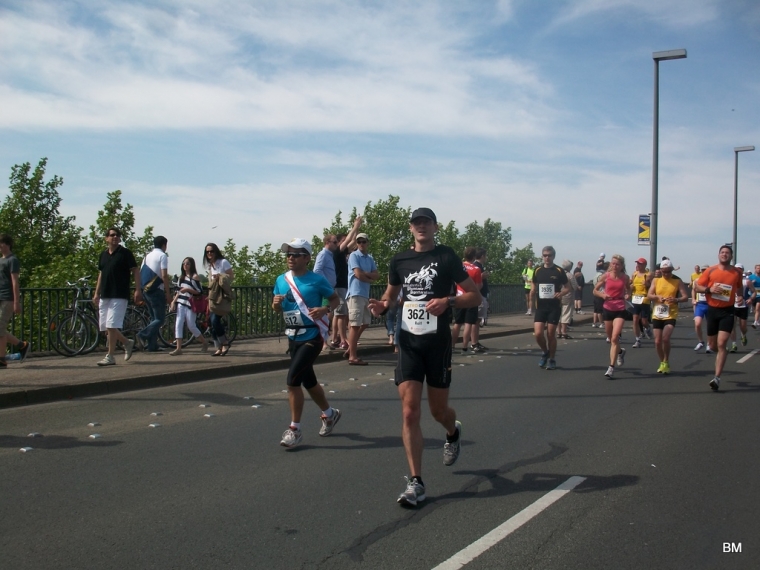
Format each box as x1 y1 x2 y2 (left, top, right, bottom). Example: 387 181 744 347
0 158 81 286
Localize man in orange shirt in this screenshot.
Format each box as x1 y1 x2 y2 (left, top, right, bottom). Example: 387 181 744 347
694 245 743 391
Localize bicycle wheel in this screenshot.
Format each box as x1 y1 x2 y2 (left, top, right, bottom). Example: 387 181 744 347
57 313 91 356
159 312 196 348
80 314 102 355
47 310 73 356
123 306 148 339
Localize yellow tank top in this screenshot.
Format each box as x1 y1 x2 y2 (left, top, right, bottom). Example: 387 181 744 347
631 272 650 304
653 276 680 320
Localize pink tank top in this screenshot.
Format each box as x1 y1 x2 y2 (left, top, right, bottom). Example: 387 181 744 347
603 273 627 311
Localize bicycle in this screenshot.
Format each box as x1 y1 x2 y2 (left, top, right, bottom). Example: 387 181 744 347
50 277 149 356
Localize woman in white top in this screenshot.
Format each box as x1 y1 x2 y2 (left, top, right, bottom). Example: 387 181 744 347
203 242 235 356
169 257 209 355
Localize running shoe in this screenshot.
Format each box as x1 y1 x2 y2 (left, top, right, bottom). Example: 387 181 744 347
752 322 758 329
656 362 666 374
397 476 426 506
280 427 302 448
644 327 653 340
729 343 738 353
124 338 135 361
546 359 557 370
461 347 469 354
694 342 704 352
632 339 641 349
538 352 549 368
604 366 614 378
741 335 747 346
97 354 115 366
709 377 720 391
661 361 671 375
474 343 490 352
470 344 484 354
705 347 714 354
606 337 610 343
17 341 31 363
443 421 462 466
616 348 626 367
319 408 342 436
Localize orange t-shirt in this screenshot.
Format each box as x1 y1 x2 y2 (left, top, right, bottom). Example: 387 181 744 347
696 265 743 308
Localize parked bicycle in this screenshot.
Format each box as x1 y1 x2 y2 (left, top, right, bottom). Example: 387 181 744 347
158 307 237 348
48 276 148 357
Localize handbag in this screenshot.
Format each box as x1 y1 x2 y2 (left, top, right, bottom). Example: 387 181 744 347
190 293 208 314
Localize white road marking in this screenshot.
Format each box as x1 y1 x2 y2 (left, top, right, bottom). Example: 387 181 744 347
736 349 758 364
431 476 586 570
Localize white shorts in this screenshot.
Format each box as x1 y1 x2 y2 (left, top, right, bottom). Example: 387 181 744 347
99 298 128 331
348 296 372 327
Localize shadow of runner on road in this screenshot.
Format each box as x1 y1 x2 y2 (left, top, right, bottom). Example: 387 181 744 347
0 434 123 449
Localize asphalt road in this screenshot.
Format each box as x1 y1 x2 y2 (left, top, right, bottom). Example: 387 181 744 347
2 318 758 570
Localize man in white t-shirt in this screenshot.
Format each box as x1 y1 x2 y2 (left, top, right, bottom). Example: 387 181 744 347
137 236 171 352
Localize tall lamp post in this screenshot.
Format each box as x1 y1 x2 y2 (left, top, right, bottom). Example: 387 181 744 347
733 145 755 265
651 49 687 270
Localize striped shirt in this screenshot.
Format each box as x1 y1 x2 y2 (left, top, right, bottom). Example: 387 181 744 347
177 275 202 308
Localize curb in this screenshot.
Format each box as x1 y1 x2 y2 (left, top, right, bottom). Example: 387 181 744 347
1 317 593 408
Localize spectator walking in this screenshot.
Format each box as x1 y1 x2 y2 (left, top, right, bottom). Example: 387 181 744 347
474 248 490 326
168 257 209 355
203 242 234 356
92 227 142 366
346 232 379 365
0 234 30 367
137 236 172 352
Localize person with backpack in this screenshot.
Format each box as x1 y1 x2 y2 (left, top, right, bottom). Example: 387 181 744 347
137 236 171 352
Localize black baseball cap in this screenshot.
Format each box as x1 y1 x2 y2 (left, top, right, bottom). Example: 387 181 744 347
410 207 437 223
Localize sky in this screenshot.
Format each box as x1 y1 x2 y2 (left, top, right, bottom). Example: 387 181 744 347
1 0 759 279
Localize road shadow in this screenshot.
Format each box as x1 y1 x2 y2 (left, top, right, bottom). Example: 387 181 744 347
0 434 123 450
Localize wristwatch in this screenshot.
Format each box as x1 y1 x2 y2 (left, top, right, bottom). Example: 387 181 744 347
448 296 456 308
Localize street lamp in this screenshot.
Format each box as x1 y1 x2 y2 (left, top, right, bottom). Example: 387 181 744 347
733 145 755 265
651 48 687 270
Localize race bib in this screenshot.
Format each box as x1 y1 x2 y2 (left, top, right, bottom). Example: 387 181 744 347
711 282 732 303
401 301 437 335
538 284 555 299
632 295 645 305
283 309 307 336
697 293 706 303
654 304 670 319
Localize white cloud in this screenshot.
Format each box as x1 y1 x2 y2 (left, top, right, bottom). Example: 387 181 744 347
0 0 549 136
551 0 721 29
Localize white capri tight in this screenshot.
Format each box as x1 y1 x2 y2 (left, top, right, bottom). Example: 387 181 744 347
175 303 202 339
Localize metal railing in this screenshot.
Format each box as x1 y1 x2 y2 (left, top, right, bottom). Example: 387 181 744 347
9 283 595 355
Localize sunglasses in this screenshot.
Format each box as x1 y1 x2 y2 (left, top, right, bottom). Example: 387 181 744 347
542 253 554 257
286 252 309 258
205 250 214 254
107 233 120 238
357 239 368 244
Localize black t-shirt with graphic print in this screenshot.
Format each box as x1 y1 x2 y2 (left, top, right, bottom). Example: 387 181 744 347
388 245 469 334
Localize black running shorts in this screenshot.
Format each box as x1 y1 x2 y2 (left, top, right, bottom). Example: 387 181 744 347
287 337 323 389
534 301 561 325
706 306 735 336
454 306 479 325
603 309 628 321
652 319 676 330
396 329 452 389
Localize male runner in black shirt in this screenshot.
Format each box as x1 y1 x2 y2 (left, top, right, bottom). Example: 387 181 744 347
531 245 570 370
369 208 481 506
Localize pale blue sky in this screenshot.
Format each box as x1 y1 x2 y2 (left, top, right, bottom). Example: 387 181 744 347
1 0 759 276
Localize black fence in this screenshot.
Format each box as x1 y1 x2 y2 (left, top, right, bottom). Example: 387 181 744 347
9 283 595 355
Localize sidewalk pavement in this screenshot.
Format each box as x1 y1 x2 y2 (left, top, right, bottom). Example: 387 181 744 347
1 311 593 408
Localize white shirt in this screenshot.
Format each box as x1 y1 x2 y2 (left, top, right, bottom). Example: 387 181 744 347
143 248 169 290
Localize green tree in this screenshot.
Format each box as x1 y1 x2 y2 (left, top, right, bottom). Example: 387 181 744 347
221 239 283 286
0 158 82 286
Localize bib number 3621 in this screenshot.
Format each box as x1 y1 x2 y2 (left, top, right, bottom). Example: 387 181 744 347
401 301 437 335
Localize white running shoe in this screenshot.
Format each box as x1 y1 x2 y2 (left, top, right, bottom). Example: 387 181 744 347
319 408 342 436
694 342 704 351
709 377 720 391
280 427 303 448
616 348 626 367
604 366 614 378
397 476 426 506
